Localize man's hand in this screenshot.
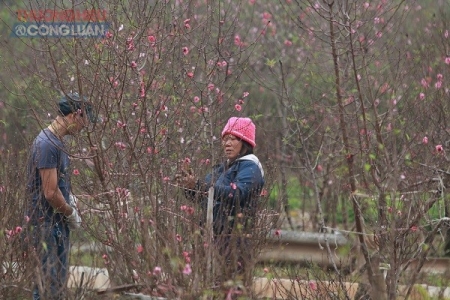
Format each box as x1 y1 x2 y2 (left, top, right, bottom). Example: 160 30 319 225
69 194 78 207
66 194 82 230
66 208 81 230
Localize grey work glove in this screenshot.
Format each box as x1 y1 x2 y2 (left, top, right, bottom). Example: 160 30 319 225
66 194 82 230
69 193 78 207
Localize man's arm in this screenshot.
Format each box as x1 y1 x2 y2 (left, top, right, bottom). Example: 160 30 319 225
39 168 73 216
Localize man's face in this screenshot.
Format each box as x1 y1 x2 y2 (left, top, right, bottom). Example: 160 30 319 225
67 110 88 134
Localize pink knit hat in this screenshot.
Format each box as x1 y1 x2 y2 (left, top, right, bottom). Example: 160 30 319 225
221 117 256 147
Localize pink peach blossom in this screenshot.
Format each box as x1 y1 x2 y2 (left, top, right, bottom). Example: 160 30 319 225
234 35 241 46
140 82 146 98
184 19 191 29
116 187 130 198
114 142 127 150
153 266 161 275
182 264 192 275
421 78 429 88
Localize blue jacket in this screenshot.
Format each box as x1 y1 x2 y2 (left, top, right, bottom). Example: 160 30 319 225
189 154 265 234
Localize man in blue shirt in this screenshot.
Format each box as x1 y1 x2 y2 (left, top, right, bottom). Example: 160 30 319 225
26 93 94 300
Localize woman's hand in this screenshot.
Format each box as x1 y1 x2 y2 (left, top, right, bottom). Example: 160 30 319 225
175 162 197 190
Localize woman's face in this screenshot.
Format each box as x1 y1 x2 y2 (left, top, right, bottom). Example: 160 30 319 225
222 134 243 161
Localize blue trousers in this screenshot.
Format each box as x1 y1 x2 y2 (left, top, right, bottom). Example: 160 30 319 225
31 222 70 300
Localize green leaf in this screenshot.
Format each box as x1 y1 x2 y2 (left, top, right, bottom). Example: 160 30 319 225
265 58 276 68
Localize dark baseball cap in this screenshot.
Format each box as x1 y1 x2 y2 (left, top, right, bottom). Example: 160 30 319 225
58 93 96 123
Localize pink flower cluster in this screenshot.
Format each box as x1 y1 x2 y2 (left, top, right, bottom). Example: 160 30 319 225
116 187 130 198
180 205 195 215
182 263 191 275
147 35 156 47
5 226 23 239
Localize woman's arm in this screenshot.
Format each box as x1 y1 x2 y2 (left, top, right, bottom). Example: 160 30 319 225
214 161 264 206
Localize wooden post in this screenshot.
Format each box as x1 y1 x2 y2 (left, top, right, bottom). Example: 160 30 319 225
206 186 214 282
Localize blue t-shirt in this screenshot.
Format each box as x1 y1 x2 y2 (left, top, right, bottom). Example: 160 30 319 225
26 128 71 224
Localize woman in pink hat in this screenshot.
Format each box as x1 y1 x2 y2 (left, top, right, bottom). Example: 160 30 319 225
177 117 265 282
